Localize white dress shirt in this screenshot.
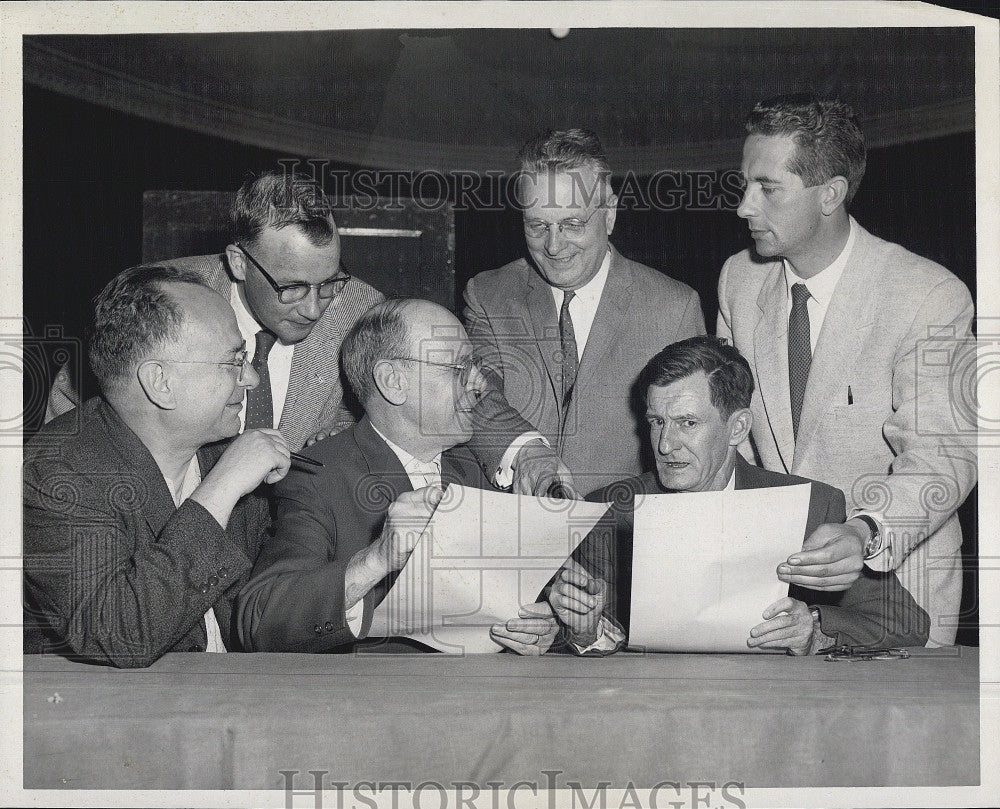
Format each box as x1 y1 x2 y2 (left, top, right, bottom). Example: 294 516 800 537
783 221 856 353
164 457 226 653
230 285 295 430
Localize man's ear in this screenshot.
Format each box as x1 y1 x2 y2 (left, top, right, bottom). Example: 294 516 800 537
727 407 752 446
603 193 618 235
820 176 849 215
372 360 408 406
136 360 177 410
225 244 248 282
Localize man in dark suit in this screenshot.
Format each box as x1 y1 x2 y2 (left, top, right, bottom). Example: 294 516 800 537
239 299 545 653
463 129 706 495
46 170 384 452
24 265 291 667
542 336 929 655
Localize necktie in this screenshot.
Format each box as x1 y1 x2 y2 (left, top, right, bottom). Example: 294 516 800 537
788 283 812 439
244 329 277 430
559 290 579 408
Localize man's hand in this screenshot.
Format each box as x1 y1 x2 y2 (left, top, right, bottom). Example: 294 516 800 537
191 428 291 527
344 485 443 610
303 429 333 448
548 562 606 646
512 439 578 497
776 519 867 592
490 602 559 655
747 596 816 655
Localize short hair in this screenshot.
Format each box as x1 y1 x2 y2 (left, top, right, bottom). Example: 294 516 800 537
231 169 336 247
746 93 867 207
516 128 613 207
642 335 755 419
88 265 208 396
341 299 412 405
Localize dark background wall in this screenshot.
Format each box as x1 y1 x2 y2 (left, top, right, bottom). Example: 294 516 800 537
22 82 980 644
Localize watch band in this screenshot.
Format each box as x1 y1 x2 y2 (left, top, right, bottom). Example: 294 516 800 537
855 514 886 560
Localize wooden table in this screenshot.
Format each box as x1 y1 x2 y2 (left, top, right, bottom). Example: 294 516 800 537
22 647 978 790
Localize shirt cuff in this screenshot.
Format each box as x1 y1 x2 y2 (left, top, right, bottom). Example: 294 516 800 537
850 510 894 572
494 432 549 489
568 616 625 656
345 600 364 638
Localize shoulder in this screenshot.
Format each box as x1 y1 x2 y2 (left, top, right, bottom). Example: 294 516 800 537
740 461 843 506
466 258 534 297
855 223 971 302
273 425 364 497
615 252 698 302
25 398 110 472
149 254 230 290
319 277 384 329
586 472 659 504
719 248 776 297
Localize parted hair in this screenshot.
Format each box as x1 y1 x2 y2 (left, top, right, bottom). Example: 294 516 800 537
231 169 336 247
89 264 208 396
642 335 754 419
516 128 613 207
746 93 867 207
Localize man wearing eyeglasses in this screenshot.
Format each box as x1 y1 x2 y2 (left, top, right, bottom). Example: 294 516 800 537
24 266 292 667
463 129 706 494
239 299 533 653
45 170 384 452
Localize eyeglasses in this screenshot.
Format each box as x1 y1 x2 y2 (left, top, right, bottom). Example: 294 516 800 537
385 355 476 386
523 207 604 240
236 242 352 304
163 350 252 383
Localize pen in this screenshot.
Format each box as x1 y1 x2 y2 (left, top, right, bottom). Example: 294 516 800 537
847 386 853 405
290 451 324 468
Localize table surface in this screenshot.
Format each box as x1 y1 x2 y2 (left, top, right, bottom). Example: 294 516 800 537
22 647 979 790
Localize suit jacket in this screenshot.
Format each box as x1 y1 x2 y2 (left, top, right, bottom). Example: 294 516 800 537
238 418 495 653
584 455 929 649
23 398 271 668
716 218 976 645
155 254 384 452
463 246 705 491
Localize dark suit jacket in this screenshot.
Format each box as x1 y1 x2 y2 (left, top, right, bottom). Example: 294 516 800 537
584 455 930 649
463 246 705 491
238 418 494 652
23 398 271 668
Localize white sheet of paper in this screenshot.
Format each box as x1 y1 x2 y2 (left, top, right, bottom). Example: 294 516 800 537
628 483 812 653
369 485 611 653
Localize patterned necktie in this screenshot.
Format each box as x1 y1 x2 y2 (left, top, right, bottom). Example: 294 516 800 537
559 290 579 408
244 329 277 430
788 283 812 439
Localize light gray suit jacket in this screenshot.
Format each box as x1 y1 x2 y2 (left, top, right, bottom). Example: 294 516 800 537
464 246 705 492
717 218 976 645
162 254 384 452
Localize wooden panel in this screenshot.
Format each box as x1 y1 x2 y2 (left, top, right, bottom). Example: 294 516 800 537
142 191 455 310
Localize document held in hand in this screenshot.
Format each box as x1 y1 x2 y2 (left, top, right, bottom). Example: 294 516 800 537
368 484 612 653
628 483 811 653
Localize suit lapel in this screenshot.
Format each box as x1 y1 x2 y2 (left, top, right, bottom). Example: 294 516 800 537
752 264 796 471
793 222 877 467
281 313 340 449
524 272 562 406
576 248 633 389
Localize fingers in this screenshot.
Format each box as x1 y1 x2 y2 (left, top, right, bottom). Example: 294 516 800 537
761 596 796 620
490 622 557 656
518 602 555 619
747 600 812 653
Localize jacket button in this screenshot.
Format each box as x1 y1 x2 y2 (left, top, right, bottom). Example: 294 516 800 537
314 624 322 634
199 584 209 594
218 568 229 579
208 576 219 587
324 621 334 632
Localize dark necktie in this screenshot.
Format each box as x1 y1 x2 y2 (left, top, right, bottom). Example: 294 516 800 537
787 282 812 439
559 290 579 409
244 329 277 430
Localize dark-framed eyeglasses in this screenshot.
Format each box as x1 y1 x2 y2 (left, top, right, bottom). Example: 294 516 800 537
523 207 604 240
236 242 351 304
385 355 476 386
160 349 252 383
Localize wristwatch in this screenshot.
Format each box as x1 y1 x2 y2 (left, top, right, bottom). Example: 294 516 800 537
855 514 886 560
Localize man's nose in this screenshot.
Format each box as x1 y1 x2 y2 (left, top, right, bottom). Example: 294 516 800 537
544 223 567 254
242 362 260 391
297 287 323 320
657 424 679 455
736 187 755 220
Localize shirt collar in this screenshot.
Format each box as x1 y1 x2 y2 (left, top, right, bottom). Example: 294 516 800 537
556 248 611 305
370 422 442 477
229 283 265 344
783 218 855 307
